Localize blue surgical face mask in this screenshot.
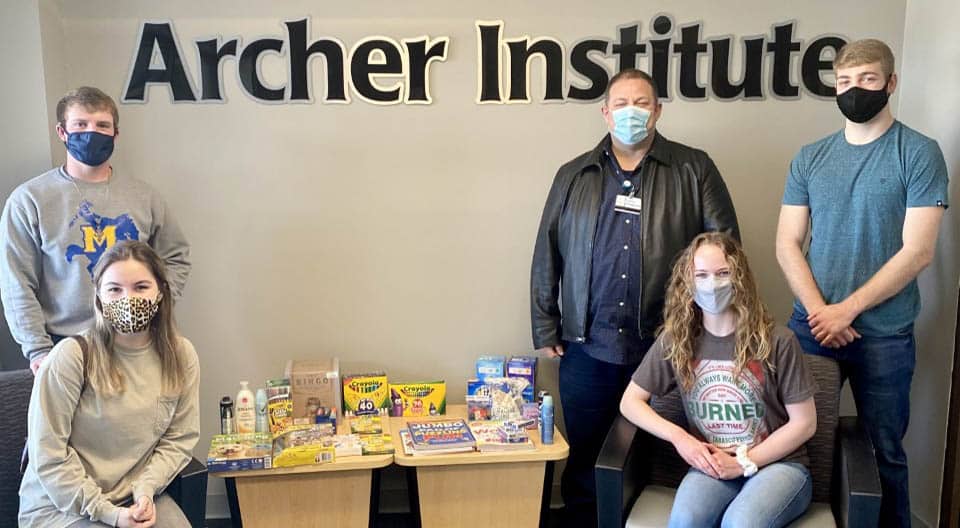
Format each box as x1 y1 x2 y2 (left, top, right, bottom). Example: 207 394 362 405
65 131 115 166
693 276 734 314
610 106 651 146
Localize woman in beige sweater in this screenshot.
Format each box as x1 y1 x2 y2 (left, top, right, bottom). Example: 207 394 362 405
19 240 199 528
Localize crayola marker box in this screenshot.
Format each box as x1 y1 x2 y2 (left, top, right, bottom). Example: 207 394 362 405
342 372 390 416
389 381 446 417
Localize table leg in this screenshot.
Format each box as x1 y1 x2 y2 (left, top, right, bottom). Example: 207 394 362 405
369 468 381 528
225 477 242 528
540 461 555 528
406 466 422 528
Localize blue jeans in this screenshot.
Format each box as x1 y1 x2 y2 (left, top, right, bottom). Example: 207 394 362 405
788 309 915 528
558 342 645 524
669 462 812 528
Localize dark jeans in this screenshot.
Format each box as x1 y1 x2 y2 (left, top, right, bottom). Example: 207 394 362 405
788 309 915 528
558 342 646 526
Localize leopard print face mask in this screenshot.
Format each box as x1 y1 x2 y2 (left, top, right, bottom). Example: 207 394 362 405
101 295 161 334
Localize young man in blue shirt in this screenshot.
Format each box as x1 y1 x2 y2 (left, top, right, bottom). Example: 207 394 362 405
776 39 949 528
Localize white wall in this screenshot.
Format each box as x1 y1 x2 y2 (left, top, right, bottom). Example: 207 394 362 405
38 0 68 167
0 1 54 369
899 0 960 524
1 0 956 522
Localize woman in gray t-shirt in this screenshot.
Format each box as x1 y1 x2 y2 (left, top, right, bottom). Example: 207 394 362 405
620 232 816 528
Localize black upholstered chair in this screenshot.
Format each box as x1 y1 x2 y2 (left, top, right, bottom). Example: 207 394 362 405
0 368 209 527
595 353 882 528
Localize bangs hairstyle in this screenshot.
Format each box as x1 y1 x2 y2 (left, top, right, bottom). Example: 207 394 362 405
87 240 183 397
56 86 120 130
660 232 775 391
833 39 895 78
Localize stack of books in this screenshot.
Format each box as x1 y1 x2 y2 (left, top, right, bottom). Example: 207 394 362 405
469 420 535 452
399 418 476 456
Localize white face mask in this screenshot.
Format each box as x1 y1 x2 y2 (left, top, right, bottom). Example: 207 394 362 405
693 277 734 314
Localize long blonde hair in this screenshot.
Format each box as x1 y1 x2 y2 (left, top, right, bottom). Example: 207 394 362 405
660 232 774 391
86 241 184 397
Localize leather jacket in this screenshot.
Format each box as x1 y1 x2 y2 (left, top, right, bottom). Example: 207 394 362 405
530 133 740 349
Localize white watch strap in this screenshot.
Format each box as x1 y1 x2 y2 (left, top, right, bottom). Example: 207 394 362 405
735 444 758 477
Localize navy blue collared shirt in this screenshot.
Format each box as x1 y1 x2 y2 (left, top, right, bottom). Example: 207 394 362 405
575 145 648 365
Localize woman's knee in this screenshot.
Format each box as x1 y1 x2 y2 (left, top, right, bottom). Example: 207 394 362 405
153 493 191 528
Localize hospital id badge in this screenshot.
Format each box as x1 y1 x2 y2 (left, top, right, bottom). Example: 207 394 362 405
614 194 642 215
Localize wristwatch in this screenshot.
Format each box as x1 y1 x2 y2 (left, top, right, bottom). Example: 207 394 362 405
735 444 759 477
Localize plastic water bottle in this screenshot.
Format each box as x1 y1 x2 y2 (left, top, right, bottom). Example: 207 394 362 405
540 395 554 445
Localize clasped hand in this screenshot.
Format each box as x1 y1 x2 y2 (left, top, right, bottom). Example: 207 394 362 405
808 302 861 348
118 496 155 528
672 433 743 480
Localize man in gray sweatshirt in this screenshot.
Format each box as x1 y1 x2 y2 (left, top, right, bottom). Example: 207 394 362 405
0 87 191 374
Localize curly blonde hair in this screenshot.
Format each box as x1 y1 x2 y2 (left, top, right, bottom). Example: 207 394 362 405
660 232 774 391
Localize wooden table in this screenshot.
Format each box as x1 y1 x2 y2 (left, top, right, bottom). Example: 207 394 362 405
212 432 393 528
391 405 569 528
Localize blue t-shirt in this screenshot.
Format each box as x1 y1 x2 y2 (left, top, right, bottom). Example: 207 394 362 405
782 121 949 337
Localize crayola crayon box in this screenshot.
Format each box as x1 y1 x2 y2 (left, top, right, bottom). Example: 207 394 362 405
342 372 390 416
389 381 446 417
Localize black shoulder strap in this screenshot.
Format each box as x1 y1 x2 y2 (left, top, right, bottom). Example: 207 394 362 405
71 334 88 389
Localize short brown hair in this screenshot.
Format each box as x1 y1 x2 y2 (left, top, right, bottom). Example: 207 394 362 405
56 86 120 129
605 69 659 104
833 39 895 77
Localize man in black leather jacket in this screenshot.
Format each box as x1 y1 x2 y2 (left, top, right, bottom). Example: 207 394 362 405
530 69 739 526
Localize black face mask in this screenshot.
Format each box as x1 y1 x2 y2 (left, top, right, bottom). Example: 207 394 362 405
836 84 889 123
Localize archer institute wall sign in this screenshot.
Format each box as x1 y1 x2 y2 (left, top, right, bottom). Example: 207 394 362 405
122 15 847 105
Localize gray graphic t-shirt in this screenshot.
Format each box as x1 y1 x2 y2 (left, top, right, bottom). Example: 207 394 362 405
631 325 816 465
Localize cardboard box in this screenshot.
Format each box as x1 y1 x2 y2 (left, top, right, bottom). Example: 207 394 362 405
390 381 446 416
475 356 505 382
506 356 537 402
284 359 341 422
360 433 395 455
466 378 487 397
272 424 337 468
207 433 272 472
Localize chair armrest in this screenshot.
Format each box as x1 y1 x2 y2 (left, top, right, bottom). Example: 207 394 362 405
833 416 881 528
595 414 649 528
167 457 208 528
